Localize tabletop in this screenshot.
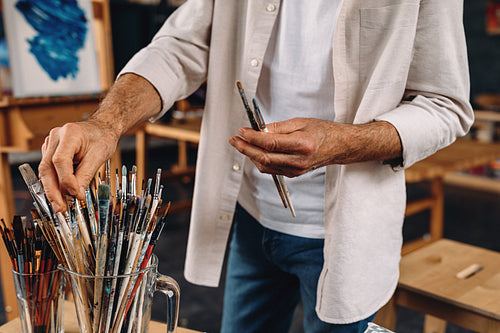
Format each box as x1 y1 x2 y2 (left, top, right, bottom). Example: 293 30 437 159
399 239 500 319
405 139 500 183
0 301 203 333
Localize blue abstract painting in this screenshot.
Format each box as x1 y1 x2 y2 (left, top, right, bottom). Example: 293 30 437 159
2 0 101 97
15 0 88 81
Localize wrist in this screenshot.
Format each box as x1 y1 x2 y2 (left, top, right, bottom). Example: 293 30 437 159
90 73 162 138
89 103 126 139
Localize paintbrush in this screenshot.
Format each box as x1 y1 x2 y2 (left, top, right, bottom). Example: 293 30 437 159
68 196 96 272
18 164 53 220
83 187 98 251
234 82 295 216
17 164 77 270
30 208 66 270
131 166 137 197
0 219 17 268
12 216 26 275
107 188 128 323
112 195 152 333
121 203 170 319
253 98 296 217
101 208 119 333
236 81 259 130
94 183 111 332
118 197 135 275
105 160 111 186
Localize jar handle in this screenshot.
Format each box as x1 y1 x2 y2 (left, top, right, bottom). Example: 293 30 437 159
155 273 180 333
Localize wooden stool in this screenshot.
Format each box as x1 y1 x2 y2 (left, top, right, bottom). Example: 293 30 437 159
375 239 500 332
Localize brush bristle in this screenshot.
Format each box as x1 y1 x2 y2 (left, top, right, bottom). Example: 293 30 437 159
236 81 242 89
98 184 110 200
12 216 24 242
18 163 39 186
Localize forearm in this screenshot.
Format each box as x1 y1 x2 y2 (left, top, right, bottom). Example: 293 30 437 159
332 121 402 165
90 73 162 138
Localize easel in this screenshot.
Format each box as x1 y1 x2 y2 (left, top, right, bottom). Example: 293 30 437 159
0 0 115 321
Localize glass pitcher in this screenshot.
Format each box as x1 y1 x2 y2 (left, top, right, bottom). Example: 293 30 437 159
60 255 179 333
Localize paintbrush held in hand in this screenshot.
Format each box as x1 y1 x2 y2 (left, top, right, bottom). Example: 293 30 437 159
17 163 171 332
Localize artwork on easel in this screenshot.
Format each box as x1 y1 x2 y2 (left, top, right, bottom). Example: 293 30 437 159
2 0 101 98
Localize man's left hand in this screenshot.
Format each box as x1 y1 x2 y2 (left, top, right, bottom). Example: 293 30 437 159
228 117 402 177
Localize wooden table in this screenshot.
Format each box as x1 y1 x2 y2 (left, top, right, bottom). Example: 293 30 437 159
0 301 203 333
403 139 500 253
383 239 500 332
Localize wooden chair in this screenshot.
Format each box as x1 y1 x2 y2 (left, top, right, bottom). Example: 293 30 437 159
0 0 116 321
134 99 201 212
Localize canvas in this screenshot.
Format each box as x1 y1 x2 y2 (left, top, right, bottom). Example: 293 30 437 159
2 0 101 97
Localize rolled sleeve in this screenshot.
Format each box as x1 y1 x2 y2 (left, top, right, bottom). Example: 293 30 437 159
376 0 474 169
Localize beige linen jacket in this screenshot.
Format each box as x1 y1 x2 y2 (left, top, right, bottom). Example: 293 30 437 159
121 0 474 323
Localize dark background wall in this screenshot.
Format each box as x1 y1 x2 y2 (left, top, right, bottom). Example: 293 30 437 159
463 0 500 105
110 0 176 76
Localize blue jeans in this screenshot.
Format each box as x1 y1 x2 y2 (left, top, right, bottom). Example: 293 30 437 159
221 204 375 333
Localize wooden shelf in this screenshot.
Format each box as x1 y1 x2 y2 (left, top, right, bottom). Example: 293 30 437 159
444 172 500 193
0 94 105 108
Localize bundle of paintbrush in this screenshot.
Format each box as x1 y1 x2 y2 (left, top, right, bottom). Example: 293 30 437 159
0 215 64 333
17 162 171 332
0 215 59 275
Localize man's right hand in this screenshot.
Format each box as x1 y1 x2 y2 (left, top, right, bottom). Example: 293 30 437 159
38 73 162 212
38 119 120 212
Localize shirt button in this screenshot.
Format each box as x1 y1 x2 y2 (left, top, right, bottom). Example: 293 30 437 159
250 58 259 67
266 4 276 12
232 163 241 171
220 214 230 221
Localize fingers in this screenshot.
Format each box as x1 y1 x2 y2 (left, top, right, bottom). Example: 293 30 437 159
229 135 307 177
51 125 84 196
39 120 120 212
39 124 88 211
229 118 332 177
265 118 303 134
39 128 67 212
74 155 108 198
237 127 314 155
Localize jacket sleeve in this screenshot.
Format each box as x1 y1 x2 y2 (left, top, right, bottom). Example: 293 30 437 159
118 0 213 120
376 0 474 169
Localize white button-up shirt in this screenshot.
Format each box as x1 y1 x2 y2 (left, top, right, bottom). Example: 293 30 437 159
120 0 473 323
